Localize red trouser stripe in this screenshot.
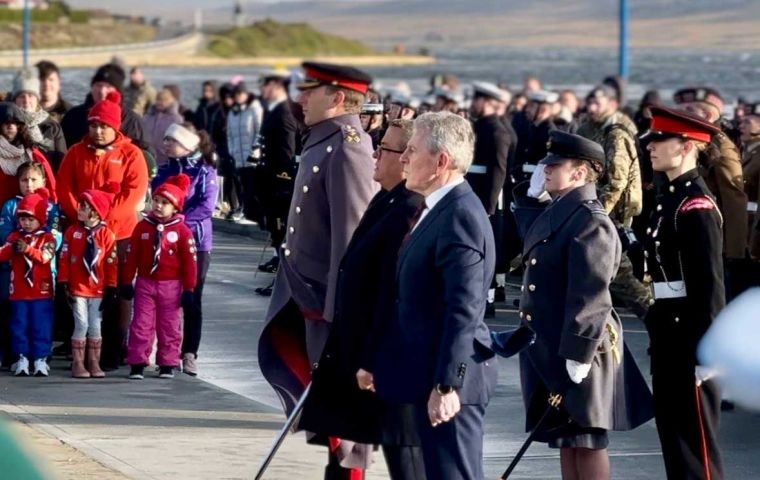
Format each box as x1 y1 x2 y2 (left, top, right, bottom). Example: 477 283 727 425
329 437 364 479
694 384 712 480
268 323 311 387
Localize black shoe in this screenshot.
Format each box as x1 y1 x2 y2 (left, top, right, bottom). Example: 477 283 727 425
495 286 506 302
721 400 735 412
255 285 273 297
129 365 145 380
485 302 496 318
258 256 280 273
158 366 175 379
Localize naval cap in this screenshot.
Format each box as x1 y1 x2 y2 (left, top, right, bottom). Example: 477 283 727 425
673 87 724 113
472 81 509 103
738 102 760 118
539 130 605 175
298 62 373 94
641 105 721 143
528 89 559 104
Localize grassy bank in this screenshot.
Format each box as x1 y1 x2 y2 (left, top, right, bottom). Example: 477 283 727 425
0 23 156 50
206 19 375 58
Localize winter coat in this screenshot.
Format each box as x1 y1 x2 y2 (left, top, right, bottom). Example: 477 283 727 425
58 222 118 298
152 153 218 252
124 81 157 116
57 131 149 241
0 229 56 300
226 100 263 168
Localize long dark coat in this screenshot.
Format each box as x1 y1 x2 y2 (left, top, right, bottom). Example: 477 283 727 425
299 182 423 444
257 113 378 416
517 183 653 432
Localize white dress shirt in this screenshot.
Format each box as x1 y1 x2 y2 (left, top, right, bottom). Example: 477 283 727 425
411 176 465 232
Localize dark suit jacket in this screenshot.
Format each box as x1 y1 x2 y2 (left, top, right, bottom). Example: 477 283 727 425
466 114 517 215
299 182 423 443
260 100 297 177
375 181 498 405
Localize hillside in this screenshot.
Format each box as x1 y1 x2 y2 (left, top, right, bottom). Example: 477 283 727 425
205 19 375 58
0 23 156 50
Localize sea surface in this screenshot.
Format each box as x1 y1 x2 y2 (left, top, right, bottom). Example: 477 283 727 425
2 46 759 111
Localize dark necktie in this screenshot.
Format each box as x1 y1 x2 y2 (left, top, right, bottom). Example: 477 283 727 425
401 202 428 247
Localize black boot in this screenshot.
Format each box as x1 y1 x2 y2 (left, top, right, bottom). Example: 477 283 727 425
485 302 496 318
255 279 275 297
258 256 280 273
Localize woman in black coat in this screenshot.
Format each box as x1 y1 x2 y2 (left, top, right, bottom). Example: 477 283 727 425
516 131 653 479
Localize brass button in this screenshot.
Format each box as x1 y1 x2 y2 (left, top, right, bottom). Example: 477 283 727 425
284 249 291 256
669 185 675 193
649 299 656 306
656 204 662 211
526 314 533 322
289 227 295 234
685 181 692 187
674 317 680 323
281 243 287 249
312 165 320 173
295 206 301 214
528 284 536 292
519 311 524 319
303 185 309 193
520 285 525 292
530 258 537 265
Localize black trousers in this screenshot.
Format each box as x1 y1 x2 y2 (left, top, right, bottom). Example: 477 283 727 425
182 251 211 357
414 403 486 480
223 168 243 211
383 444 426 480
101 239 131 370
652 370 723 480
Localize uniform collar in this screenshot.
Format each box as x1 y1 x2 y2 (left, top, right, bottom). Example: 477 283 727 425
305 113 361 147
548 183 598 228
663 169 700 194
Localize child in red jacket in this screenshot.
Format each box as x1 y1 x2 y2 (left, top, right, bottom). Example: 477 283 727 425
122 174 197 379
0 188 57 376
58 183 120 379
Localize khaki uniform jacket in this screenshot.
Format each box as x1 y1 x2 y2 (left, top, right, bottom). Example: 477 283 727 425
699 132 747 259
577 112 642 226
743 141 760 258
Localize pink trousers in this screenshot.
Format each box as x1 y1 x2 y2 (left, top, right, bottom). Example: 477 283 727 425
127 278 182 368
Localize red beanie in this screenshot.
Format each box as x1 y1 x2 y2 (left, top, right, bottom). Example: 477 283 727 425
154 174 191 211
87 90 122 132
17 187 50 225
79 182 121 220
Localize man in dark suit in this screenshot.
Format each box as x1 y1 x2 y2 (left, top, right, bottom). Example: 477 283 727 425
374 112 497 480
255 70 299 281
300 119 426 479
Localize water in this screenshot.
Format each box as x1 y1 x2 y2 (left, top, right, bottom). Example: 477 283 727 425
1 46 759 109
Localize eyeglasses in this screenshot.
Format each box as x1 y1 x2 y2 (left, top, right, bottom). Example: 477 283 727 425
377 146 406 155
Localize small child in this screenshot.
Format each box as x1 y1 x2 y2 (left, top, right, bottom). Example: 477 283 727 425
0 161 60 368
0 188 57 376
58 183 120 378
122 174 197 379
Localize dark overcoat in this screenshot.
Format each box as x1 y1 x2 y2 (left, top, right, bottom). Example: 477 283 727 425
257 113 378 416
299 182 423 443
517 183 653 432
466 114 517 215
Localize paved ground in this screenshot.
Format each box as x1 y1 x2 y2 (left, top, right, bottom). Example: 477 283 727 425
2 228 760 479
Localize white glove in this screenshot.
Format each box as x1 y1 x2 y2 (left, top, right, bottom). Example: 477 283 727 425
527 167 550 201
566 359 592 384
695 365 719 386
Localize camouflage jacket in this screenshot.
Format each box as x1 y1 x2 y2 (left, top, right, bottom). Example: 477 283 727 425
577 112 642 226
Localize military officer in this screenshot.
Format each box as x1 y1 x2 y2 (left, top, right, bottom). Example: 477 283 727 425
466 81 518 315
257 62 378 479
511 90 559 184
256 69 298 280
738 102 760 281
642 106 726 480
673 87 748 297
516 130 653 479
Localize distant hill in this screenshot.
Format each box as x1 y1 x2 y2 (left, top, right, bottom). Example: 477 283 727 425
205 18 374 58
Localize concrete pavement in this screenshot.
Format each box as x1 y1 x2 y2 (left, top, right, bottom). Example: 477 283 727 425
2 228 760 479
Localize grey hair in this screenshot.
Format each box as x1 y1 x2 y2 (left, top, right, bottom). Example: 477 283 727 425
412 111 474 173
389 118 414 146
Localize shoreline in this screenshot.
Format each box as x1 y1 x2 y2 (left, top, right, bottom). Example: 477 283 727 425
0 53 435 69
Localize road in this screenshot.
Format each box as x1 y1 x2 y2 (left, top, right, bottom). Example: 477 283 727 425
197 230 760 479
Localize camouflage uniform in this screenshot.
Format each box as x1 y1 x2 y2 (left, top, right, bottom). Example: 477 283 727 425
578 111 652 319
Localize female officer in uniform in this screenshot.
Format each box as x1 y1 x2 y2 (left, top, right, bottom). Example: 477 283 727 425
516 131 652 479
642 106 725 479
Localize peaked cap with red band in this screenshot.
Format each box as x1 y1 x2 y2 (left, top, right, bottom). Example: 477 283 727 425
297 62 373 94
640 105 721 143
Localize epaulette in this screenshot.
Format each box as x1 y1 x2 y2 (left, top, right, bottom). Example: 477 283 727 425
581 199 606 214
342 124 361 143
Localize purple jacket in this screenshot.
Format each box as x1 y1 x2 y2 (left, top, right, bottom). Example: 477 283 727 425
152 153 218 252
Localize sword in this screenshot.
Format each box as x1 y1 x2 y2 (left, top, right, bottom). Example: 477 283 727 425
254 383 311 479
501 391 563 479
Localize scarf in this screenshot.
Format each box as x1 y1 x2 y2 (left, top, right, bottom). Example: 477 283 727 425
0 136 30 176
83 223 106 284
143 215 182 274
18 109 53 150
20 229 46 287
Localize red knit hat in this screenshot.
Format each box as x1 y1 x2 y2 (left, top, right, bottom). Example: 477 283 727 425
17 187 50 225
79 182 121 220
87 90 122 132
154 174 191 211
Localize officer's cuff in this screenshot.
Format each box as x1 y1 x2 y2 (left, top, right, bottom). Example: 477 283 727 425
559 333 599 364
